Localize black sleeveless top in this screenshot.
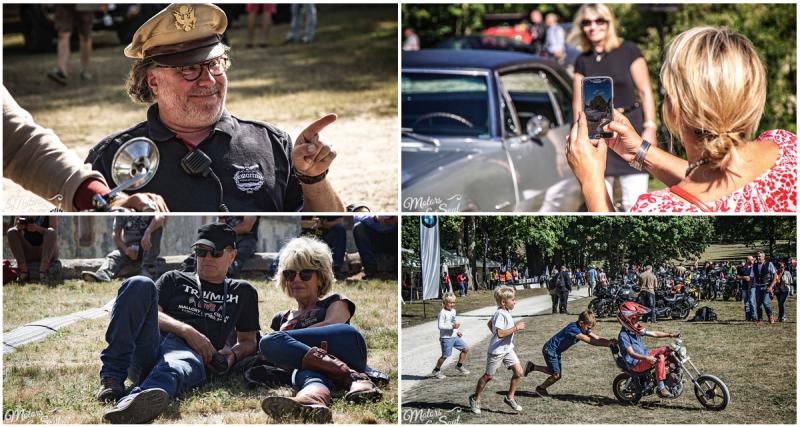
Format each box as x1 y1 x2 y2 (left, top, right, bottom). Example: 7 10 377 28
270 293 356 331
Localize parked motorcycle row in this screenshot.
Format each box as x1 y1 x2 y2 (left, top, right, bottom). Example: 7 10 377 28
589 279 699 321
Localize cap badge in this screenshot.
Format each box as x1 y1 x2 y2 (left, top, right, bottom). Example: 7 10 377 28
173 5 197 32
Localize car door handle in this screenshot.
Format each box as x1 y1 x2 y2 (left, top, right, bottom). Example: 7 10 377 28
494 201 511 210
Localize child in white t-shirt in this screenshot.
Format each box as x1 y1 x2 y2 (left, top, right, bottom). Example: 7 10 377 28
469 286 526 414
431 293 471 379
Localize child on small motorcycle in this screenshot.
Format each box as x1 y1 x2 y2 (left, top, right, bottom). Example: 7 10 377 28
523 310 616 396
617 302 680 398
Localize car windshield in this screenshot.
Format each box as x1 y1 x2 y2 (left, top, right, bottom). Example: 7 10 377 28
402 73 491 138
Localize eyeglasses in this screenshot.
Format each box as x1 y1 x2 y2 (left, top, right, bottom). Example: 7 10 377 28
195 247 226 258
581 18 609 28
283 269 317 282
159 56 230 82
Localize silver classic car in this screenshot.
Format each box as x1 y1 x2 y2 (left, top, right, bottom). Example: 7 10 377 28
402 49 583 212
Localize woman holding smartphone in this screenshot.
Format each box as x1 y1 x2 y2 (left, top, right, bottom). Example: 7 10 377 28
568 27 796 212
569 3 657 211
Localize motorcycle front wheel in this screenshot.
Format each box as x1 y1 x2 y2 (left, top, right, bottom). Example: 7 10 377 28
674 304 690 320
612 372 642 405
693 374 730 411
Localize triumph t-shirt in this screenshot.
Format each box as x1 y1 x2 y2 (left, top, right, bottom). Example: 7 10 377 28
156 270 260 350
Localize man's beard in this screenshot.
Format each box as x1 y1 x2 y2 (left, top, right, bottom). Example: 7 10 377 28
156 79 226 128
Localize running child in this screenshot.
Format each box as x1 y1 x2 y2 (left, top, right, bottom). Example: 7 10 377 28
523 310 615 396
431 293 470 379
468 286 526 414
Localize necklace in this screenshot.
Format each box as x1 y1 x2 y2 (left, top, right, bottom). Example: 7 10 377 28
594 50 606 62
685 158 710 177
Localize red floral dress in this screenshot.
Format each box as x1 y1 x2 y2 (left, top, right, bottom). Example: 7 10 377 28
631 130 797 212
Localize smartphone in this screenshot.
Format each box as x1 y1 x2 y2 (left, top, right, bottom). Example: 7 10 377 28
581 76 614 139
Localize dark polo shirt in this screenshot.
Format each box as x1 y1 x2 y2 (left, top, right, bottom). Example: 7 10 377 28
86 105 303 212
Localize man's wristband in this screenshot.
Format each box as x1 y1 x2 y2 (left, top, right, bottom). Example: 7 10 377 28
629 140 652 172
92 191 127 211
294 168 328 185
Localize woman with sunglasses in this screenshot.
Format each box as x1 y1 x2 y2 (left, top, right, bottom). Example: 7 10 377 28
258 236 381 423
567 3 656 211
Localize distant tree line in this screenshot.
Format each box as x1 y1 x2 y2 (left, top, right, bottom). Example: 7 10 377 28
401 216 796 290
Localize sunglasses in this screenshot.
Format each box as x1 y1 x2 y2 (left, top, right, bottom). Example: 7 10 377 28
195 247 226 258
283 269 317 282
581 18 609 27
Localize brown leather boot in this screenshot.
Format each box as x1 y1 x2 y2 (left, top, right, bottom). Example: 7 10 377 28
301 347 383 403
261 384 332 423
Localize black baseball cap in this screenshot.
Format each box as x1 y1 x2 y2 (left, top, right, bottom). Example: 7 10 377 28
192 223 236 251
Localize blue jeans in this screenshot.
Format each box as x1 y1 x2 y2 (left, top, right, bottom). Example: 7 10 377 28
742 286 755 321
755 285 773 320
287 4 316 42
99 276 207 398
259 323 367 390
229 235 257 278
645 292 657 323
323 225 347 269
457 282 466 296
776 290 789 320
353 222 397 275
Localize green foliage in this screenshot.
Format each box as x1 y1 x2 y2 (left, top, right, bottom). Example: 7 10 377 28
402 216 763 279
403 3 796 136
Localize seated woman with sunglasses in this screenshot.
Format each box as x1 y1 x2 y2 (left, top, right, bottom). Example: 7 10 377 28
568 27 796 212
258 237 382 423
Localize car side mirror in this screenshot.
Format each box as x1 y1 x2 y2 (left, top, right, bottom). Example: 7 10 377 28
526 114 551 139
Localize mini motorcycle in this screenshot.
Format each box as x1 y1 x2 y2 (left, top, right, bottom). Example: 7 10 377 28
610 337 730 410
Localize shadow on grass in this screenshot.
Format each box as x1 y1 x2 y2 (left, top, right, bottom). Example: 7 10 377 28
402 374 434 381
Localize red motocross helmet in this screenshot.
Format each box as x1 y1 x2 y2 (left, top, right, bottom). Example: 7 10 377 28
618 301 650 335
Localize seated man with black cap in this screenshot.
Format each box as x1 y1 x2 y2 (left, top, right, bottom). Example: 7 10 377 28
96 223 260 424
86 3 343 212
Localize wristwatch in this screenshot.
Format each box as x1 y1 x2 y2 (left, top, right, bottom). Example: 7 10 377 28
629 140 652 172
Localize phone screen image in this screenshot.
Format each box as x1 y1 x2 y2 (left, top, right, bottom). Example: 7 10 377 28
582 77 614 139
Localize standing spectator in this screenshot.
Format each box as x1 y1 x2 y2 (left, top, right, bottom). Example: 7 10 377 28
402 28 420 51
574 268 582 291
442 271 452 294
556 266 572 314
587 266 597 296
81 216 165 282
528 9 546 55
456 271 467 297
639 265 658 323
753 252 776 324
567 4 655 211
245 4 277 48
547 272 560 314
6 216 59 283
285 4 317 44
492 270 500 289
543 13 565 62
598 268 608 289
353 216 397 279
301 216 347 280
776 261 792 322
47 4 102 85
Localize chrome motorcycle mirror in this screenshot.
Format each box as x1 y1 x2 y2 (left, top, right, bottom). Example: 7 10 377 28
110 137 160 191
93 137 160 211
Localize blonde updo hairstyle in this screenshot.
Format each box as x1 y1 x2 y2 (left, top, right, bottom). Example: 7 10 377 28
567 3 622 53
660 27 766 170
276 236 335 298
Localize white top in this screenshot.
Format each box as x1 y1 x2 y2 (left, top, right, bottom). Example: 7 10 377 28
437 308 458 338
487 308 515 355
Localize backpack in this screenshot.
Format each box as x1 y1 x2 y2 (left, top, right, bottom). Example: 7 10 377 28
548 275 559 294
689 306 717 322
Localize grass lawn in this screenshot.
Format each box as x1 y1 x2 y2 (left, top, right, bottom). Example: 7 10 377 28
2 4 398 211
400 295 796 424
3 278 398 424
